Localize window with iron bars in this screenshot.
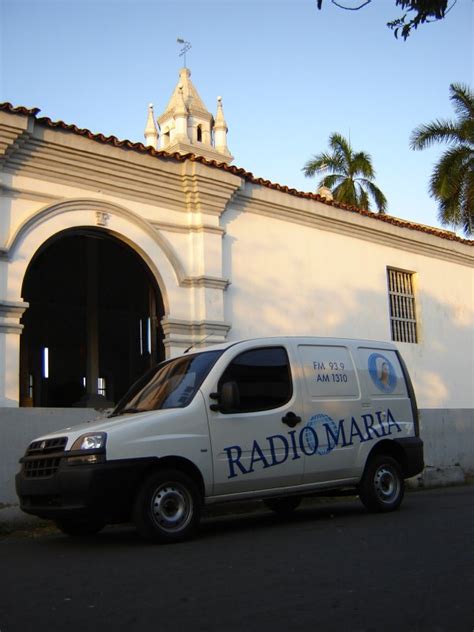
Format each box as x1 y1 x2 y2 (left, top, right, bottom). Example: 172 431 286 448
387 268 418 343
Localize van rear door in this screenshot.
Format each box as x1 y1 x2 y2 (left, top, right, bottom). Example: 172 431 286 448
355 346 416 441
297 343 363 484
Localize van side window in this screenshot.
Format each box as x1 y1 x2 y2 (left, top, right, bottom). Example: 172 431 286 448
218 347 292 413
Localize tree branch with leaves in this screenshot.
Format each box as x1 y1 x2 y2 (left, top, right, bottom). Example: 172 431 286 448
411 83 473 236
316 0 456 39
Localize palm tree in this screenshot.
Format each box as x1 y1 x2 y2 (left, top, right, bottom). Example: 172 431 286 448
410 83 473 237
302 132 387 214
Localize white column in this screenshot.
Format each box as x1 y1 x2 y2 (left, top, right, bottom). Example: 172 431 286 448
0 301 28 406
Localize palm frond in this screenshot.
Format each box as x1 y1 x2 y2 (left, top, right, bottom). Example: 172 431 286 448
429 147 473 233
411 82 473 236
356 185 370 211
319 173 344 189
410 120 464 150
328 132 352 156
464 168 474 235
458 119 474 144
360 179 388 213
460 177 474 236
302 151 345 177
436 195 464 230
333 178 358 207
429 145 472 199
449 83 474 121
351 151 376 179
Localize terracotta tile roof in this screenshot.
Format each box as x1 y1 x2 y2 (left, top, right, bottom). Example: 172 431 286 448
1 101 472 246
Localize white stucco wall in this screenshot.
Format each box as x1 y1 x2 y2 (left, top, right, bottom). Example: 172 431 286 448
2 171 473 411
221 199 473 411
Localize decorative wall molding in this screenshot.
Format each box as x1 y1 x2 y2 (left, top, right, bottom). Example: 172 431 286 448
150 220 225 236
161 317 231 349
0 300 29 318
180 276 230 290
2 135 187 212
0 301 28 335
4 198 186 284
180 160 243 217
95 211 110 227
162 317 231 336
0 184 62 204
1 124 244 217
0 323 24 334
232 187 474 268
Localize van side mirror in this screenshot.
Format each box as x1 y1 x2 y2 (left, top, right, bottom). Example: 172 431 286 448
209 381 240 413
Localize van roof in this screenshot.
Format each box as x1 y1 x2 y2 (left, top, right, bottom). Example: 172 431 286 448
184 336 398 355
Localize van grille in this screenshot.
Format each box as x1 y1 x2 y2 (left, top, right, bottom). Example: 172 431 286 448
23 457 62 478
26 437 68 455
22 437 68 478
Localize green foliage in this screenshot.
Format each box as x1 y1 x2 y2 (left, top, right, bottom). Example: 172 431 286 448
316 0 452 39
388 0 450 40
303 132 387 213
411 83 473 236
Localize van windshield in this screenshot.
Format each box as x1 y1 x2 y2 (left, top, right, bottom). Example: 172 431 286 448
111 350 223 416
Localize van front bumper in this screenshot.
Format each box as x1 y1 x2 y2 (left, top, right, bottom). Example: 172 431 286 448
15 457 156 523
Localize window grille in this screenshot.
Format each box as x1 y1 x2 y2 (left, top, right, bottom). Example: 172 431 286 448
387 268 418 343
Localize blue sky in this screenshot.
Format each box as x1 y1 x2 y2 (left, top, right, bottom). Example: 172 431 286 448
1 0 472 231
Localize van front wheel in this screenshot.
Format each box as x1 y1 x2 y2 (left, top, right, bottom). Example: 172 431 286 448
359 455 404 512
133 470 201 543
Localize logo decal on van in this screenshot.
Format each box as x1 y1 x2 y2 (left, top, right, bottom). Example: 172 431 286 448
304 413 339 456
368 353 397 393
223 408 402 479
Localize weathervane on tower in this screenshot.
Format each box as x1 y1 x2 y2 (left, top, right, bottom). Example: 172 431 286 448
176 38 192 67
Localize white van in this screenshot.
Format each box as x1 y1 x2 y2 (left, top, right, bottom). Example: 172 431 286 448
16 337 423 542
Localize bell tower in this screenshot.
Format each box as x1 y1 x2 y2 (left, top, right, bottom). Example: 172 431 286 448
145 67 233 164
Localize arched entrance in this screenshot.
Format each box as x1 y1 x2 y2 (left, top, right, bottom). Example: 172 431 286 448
19 228 165 408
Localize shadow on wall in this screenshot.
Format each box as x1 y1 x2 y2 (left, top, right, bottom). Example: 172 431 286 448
221 213 473 411
0 407 108 504
221 233 474 481
418 408 474 476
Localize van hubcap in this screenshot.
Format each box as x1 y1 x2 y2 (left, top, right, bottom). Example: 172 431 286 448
151 483 192 532
374 466 399 503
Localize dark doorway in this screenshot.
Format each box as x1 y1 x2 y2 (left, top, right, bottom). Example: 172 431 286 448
20 229 165 408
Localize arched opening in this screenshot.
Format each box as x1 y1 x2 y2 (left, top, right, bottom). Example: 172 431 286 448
196 125 203 142
19 228 165 408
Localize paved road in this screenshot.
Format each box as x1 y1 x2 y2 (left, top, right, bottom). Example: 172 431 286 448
1 486 473 632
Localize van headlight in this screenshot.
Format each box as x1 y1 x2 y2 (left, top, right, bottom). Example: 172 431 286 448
67 433 107 465
71 433 107 451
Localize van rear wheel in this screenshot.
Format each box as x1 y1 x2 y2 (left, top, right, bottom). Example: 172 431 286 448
133 469 201 543
359 455 404 512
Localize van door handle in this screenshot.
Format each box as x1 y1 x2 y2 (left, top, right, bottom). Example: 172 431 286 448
282 412 302 428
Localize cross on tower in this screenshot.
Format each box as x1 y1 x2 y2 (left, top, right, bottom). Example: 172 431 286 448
177 38 192 68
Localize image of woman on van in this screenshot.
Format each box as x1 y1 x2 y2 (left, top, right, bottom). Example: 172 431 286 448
379 361 390 387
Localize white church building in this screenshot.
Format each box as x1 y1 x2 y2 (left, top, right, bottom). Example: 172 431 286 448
0 67 473 500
